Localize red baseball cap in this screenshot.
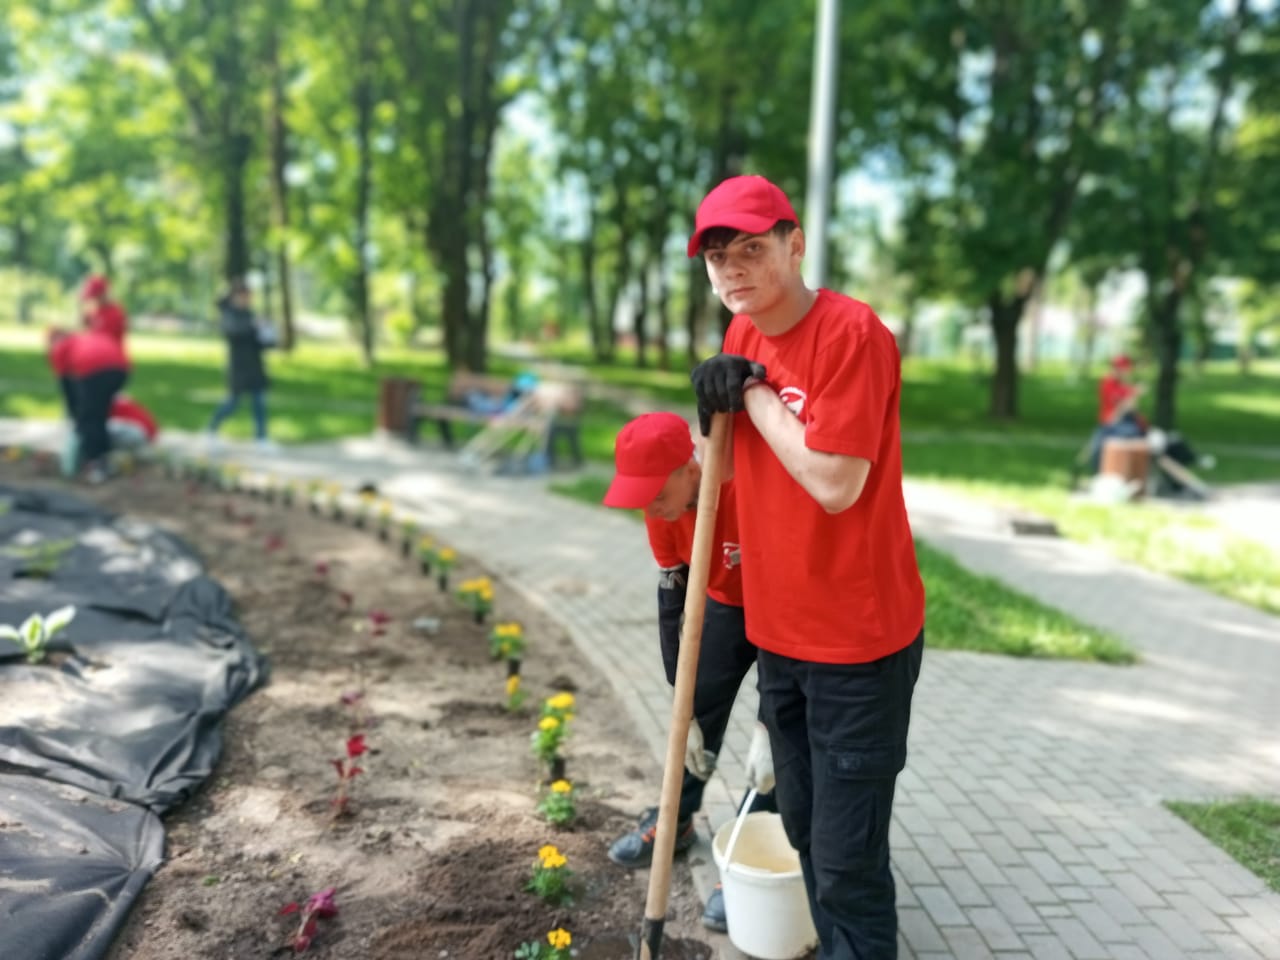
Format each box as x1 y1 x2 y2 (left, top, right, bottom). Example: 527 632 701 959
1111 354 1134 370
687 175 800 257
603 413 694 509
81 275 109 300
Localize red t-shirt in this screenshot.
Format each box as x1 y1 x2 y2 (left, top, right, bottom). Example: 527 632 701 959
1098 375 1135 424
49 332 130 378
722 288 924 664
86 302 128 344
110 396 158 440
644 479 744 608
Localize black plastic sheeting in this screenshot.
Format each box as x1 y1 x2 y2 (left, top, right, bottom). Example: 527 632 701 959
0 774 164 960
0 482 267 960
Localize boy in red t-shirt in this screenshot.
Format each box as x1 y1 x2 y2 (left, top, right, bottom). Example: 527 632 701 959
602 411 772 933
688 175 925 959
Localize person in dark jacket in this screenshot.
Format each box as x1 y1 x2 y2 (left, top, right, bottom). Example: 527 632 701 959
207 279 274 448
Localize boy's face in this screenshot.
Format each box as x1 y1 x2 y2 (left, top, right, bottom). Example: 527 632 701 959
645 461 698 523
703 228 804 316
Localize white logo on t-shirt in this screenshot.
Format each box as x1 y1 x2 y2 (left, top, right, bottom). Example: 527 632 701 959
779 387 806 418
722 542 741 569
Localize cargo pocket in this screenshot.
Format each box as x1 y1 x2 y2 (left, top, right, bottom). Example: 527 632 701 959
819 741 906 860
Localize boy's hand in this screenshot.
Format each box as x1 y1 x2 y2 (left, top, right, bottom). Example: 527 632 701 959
684 718 716 780
744 722 775 794
690 354 767 435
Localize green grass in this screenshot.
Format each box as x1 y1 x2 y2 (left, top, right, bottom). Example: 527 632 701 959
0 325 526 443
5 325 1277 614
915 540 1133 663
1167 798 1280 893
549 473 1133 664
913 478 1280 616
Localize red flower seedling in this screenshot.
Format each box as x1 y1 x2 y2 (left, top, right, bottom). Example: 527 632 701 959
314 561 330 579
330 734 368 816
278 886 339 953
265 534 285 553
368 609 391 637
337 591 353 613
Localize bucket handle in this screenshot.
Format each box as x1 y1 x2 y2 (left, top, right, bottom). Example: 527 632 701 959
721 787 758 870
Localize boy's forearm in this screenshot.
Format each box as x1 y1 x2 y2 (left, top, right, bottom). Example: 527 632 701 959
743 384 870 514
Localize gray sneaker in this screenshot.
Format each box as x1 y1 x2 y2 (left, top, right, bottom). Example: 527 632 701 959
702 883 727 933
607 806 696 869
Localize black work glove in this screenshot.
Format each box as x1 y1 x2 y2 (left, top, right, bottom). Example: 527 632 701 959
690 354 767 435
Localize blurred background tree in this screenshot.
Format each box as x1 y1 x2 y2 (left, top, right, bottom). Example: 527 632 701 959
1 0 1277 427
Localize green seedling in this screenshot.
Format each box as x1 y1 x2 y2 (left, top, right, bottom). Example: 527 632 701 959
0 605 77 664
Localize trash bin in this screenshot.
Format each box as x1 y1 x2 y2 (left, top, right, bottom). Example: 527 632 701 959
1100 437 1150 497
377 378 421 437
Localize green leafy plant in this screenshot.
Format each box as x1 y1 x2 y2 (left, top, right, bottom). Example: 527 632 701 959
434 546 457 591
400 519 419 558
526 846 572 905
4 538 75 579
514 928 573 959
0 605 77 664
504 673 527 712
457 577 493 623
530 715 566 767
489 621 525 660
536 780 576 827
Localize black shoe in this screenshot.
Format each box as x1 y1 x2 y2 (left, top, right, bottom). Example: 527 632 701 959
607 807 696 869
701 883 727 933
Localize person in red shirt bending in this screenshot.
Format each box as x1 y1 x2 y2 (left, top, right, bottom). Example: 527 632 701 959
80 275 129 345
688 176 925 960
602 411 774 933
48 329 130 483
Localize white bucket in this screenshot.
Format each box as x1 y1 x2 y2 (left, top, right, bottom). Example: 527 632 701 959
712 803 818 959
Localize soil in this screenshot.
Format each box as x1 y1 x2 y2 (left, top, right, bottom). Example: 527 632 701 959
1 456 715 960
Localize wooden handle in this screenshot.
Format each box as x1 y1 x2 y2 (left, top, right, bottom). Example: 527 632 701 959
635 413 730 959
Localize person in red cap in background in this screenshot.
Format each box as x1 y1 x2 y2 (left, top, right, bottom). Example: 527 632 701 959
602 410 774 933
687 175 925 960
80 274 129 345
47 328 131 483
1088 354 1148 473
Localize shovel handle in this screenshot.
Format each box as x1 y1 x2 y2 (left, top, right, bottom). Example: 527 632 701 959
636 413 730 959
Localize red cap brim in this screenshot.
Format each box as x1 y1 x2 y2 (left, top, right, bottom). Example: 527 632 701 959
602 473 667 510
687 212 784 258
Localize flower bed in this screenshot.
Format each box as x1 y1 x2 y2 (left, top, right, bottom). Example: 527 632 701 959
1 454 714 959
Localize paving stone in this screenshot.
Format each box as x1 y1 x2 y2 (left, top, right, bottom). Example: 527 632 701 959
916 885 968 927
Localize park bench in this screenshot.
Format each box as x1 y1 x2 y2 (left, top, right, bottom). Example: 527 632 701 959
378 372 584 469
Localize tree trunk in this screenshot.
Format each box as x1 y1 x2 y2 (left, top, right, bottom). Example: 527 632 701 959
581 235 606 361
633 255 649 369
1079 283 1100 375
223 134 252 281
352 11 375 368
988 294 1024 419
12 217 30 325
655 253 670 371
685 259 705 365
267 20 296 351
1151 288 1182 430
898 294 917 358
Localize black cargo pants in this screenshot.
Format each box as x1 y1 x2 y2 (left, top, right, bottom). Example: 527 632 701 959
757 629 925 960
